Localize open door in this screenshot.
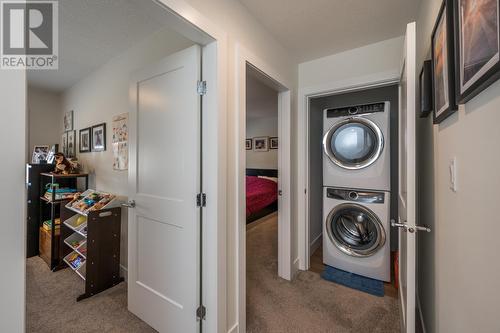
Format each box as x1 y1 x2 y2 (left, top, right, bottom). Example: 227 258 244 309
127 45 202 332
394 22 418 333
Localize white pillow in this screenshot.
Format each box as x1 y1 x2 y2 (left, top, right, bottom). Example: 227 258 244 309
258 175 278 183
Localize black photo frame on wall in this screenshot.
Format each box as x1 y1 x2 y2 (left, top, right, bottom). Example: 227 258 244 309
454 0 500 103
420 60 434 118
91 123 106 152
79 127 91 153
431 0 458 124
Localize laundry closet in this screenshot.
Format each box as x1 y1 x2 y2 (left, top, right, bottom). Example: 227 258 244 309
308 85 399 287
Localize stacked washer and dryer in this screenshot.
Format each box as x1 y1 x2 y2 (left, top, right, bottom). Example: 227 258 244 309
322 101 391 282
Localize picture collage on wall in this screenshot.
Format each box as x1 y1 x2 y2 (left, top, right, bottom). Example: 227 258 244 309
61 110 129 170
422 0 500 124
246 137 278 152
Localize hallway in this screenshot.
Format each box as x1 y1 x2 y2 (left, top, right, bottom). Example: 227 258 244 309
246 214 400 332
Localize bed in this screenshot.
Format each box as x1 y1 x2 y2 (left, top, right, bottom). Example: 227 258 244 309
246 169 278 223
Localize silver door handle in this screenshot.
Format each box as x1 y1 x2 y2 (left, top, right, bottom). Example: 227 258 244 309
122 200 136 208
391 219 431 233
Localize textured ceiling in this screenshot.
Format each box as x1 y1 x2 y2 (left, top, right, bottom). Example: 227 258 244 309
28 0 183 92
238 0 421 62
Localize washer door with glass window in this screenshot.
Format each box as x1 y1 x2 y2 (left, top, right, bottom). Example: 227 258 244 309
323 117 384 170
326 203 385 257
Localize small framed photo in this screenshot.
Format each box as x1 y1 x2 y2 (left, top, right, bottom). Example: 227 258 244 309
419 60 433 118
455 0 500 103
62 132 68 156
32 145 50 164
245 139 252 150
46 144 58 164
269 137 278 149
92 123 106 152
64 110 74 131
431 0 458 124
67 130 76 158
79 127 91 153
253 137 268 152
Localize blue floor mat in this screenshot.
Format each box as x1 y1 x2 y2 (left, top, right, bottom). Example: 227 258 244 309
321 265 384 297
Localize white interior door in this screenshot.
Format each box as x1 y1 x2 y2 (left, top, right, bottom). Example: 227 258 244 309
128 45 201 333
397 22 417 333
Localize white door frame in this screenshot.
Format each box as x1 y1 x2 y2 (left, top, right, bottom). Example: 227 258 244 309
235 44 293 333
296 77 400 270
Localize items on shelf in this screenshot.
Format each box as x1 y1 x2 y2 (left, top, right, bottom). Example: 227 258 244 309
67 189 116 215
66 252 85 270
42 218 60 232
43 184 78 201
53 153 81 174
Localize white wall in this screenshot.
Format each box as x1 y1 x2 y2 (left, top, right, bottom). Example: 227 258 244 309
299 36 404 91
61 27 193 271
180 0 298 330
416 1 500 332
0 71 26 333
27 86 62 160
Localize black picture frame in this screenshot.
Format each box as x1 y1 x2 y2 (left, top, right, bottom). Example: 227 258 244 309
245 139 252 150
79 127 92 153
432 0 458 124
91 123 106 152
454 0 500 103
269 137 278 149
420 60 434 118
67 130 76 158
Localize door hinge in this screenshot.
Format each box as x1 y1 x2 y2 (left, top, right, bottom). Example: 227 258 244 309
196 193 207 207
196 305 206 321
197 80 207 95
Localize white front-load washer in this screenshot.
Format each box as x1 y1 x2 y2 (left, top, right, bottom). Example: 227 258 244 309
323 101 390 191
323 187 390 282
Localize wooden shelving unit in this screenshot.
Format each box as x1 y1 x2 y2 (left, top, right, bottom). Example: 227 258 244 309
39 172 88 270
61 202 123 301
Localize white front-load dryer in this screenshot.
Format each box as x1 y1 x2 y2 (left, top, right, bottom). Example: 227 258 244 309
323 187 390 282
323 101 390 191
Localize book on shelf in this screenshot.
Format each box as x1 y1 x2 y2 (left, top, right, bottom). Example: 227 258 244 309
42 218 60 231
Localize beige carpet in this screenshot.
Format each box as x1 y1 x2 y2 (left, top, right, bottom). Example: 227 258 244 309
246 213 400 333
26 257 156 333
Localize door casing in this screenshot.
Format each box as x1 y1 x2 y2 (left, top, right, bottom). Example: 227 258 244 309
235 44 293 333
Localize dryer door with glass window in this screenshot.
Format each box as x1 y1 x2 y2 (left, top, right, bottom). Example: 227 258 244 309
326 203 386 257
323 117 384 170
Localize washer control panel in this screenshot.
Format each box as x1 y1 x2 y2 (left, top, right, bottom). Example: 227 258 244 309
327 188 385 204
325 101 388 118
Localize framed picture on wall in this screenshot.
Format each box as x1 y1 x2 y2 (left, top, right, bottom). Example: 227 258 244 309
431 0 458 124
62 132 68 156
269 137 278 149
79 128 91 153
454 0 500 103
420 60 433 118
64 110 74 131
67 130 76 157
92 123 106 152
245 139 252 150
253 137 268 152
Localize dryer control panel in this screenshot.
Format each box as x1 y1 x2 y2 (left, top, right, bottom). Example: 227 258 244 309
325 102 387 118
326 188 385 204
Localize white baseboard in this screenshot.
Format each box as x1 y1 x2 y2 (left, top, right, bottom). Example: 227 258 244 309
120 264 128 282
227 323 238 333
309 234 322 255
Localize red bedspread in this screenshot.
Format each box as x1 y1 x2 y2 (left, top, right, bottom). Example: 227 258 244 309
246 176 278 216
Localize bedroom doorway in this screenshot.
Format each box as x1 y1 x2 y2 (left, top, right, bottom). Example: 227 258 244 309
237 57 292 331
